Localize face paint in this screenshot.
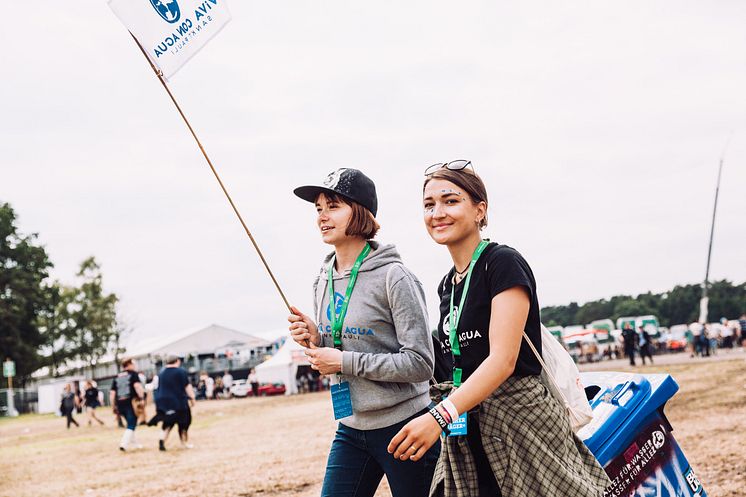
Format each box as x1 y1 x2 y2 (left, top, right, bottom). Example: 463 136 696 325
440 189 463 196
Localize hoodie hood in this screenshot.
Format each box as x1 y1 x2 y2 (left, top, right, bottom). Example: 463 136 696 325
321 241 402 277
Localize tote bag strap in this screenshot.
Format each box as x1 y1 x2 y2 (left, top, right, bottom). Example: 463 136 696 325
521 331 570 407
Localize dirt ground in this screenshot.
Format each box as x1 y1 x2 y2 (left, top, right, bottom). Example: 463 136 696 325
1 355 744 497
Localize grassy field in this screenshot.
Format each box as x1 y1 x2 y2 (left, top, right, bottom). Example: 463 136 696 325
1 357 744 497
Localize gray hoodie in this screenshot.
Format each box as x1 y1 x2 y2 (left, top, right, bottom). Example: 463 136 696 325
313 241 434 430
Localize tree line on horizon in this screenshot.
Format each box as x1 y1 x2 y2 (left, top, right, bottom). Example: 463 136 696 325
540 280 746 329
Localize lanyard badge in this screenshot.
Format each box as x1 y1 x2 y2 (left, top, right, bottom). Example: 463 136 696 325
327 243 370 419
449 240 489 388
328 243 371 349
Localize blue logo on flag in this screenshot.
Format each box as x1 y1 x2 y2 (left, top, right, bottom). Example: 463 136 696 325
149 0 181 24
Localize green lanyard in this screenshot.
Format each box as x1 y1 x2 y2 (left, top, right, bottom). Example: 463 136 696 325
328 243 371 350
449 240 489 387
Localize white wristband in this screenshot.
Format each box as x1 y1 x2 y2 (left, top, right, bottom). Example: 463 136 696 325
440 398 459 421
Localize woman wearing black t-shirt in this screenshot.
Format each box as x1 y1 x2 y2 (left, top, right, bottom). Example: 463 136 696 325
82 381 105 426
388 162 609 496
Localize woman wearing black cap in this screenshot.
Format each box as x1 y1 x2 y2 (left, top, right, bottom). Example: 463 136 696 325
288 168 439 497
387 162 609 496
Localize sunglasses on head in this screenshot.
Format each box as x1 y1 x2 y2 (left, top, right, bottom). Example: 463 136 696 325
424 159 474 176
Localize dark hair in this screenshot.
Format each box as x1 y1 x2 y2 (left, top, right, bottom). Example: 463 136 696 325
423 168 489 229
121 358 133 368
319 192 380 240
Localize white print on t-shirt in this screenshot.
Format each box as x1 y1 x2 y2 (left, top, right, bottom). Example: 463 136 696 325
441 330 484 351
442 305 483 351
442 306 455 333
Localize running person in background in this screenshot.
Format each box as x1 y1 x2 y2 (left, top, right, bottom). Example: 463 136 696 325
155 355 196 451
388 162 609 496
288 168 438 497
60 384 79 429
110 358 145 451
82 380 105 426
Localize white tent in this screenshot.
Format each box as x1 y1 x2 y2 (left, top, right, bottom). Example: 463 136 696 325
37 376 85 414
255 339 310 395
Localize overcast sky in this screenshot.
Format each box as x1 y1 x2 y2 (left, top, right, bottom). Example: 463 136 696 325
2 1 745 346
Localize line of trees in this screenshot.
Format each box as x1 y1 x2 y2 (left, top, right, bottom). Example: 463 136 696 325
541 280 746 328
1 202 123 385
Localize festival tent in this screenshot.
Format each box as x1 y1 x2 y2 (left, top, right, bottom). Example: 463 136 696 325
255 338 310 395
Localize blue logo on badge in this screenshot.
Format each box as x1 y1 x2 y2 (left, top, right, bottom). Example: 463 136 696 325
149 0 181 23
327 292 345 320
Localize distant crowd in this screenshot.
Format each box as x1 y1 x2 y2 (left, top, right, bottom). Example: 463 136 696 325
619 313 746 366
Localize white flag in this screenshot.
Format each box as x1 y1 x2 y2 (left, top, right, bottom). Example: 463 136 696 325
109 0 231 80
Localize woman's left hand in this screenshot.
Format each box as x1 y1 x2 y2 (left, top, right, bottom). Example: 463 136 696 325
387 413 442 461
304 345 343 375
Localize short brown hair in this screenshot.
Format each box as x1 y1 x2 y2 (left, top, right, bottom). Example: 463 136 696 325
321 192 380 239
424 168 489 229
121 358 133 369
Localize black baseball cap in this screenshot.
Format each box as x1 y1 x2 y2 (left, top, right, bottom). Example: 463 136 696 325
294 168 378 216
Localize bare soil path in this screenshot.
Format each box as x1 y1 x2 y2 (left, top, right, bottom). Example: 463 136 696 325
1 357 744 497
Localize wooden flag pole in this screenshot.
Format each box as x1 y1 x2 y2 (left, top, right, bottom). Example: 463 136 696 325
129 32 292 312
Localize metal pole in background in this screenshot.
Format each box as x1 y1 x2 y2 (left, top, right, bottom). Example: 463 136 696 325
700 135 731 323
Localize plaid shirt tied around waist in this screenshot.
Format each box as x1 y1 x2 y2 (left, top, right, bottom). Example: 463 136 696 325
430 375 610 497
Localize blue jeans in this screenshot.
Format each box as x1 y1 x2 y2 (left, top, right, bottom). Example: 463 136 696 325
321 410 440 497
117 400 137 430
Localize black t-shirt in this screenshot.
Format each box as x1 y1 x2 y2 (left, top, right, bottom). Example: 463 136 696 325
155 367 190 412
84 387 100 406
111 370 141 401
436 243 542 382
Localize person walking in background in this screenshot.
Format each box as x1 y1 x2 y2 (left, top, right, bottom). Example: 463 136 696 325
222 370 233 398
721 319 734 349
82 380 105 426
388 162 609 496
60 384 79 429
213 375 224 400
698 325 711 357
638 326 654 366
739 313 746 348
622 323 637 366
204 372 214 400
248 368 259 398
110 358 146 451
288 167 439 497
155 355 196 451
75 385 84 416
685 326 695 358
709 324 720 356
196 373 207 400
